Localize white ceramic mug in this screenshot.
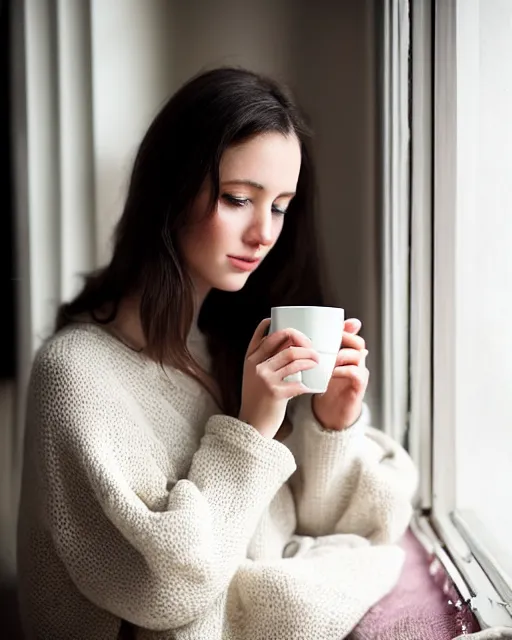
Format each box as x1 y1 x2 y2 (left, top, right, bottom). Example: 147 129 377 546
270 305 345 393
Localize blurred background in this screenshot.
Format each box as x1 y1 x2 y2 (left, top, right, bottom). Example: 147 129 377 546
1 0 386 633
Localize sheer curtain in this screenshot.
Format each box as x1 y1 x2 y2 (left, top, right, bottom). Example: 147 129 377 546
380 0 411 444
12 0 175 426
7 0 174 581
12 0 96 425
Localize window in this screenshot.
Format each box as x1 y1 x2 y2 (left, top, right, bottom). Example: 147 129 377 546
450 0 512 590
408 0 512 628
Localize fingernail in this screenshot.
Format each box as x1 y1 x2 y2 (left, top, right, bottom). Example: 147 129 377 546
345 318 362 331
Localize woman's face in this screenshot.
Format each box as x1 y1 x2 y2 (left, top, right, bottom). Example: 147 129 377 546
180 132 302 302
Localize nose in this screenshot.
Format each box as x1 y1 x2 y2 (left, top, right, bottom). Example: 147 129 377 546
244 207 274 248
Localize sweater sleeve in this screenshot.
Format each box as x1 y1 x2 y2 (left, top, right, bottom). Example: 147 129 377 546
29 350 296 631
284 395 418 544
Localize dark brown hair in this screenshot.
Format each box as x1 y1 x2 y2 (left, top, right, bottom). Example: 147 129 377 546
56 67 329 416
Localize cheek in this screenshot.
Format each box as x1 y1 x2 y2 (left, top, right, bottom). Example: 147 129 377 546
201 218 228 252
182 189 224 252
180 223 213 270
185 213 233 261
209 207 241 246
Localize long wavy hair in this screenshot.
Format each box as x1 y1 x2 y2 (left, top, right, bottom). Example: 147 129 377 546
56 67 330 417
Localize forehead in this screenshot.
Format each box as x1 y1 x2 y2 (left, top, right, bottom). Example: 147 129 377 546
220 132 302 193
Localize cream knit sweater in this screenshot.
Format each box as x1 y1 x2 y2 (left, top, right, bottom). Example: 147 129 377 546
17 322 418 640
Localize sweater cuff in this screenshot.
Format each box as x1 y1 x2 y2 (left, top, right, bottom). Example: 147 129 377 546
288 395 366 465
203 414 297 484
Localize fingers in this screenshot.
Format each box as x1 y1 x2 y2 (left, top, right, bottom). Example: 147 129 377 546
253 345 319 400
279 358 319 382
335 348 368 367
251 327 313 363
341 331 365 351
344 318 362 334
249 319 367 371
246 318 271 357
267 346 319 373
270 351 319 400
330 364 370 390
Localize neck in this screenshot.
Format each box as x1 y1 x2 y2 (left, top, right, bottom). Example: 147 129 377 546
192 280 211 315
108 284 208 352
191 276 212 327
108 295 146 351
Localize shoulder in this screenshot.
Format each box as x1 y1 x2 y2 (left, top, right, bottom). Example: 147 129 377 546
26 324 151 444
29 323 143 407
33 324 112 379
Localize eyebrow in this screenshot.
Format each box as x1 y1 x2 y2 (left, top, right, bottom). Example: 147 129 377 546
221 179 296 198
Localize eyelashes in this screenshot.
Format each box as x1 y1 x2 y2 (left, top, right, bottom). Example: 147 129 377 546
221 193 287 215
222 194 249 207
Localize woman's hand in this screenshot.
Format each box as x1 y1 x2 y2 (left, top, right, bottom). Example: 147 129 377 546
312 318 369 431
239 319 319 440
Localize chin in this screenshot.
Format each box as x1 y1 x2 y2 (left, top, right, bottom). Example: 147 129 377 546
214 275 250 293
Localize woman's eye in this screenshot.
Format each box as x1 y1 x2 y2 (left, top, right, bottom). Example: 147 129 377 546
222 194 249 207
222 193 287 215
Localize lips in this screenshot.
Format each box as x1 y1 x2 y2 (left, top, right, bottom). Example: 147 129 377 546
227 255 261 271
229 255 260 263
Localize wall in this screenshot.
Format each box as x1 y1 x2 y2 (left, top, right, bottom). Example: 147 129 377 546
91 0 176 265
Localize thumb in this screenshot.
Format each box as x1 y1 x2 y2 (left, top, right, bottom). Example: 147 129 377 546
344 318 362 334
246 318 271 356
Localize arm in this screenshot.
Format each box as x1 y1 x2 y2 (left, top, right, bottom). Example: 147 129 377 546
31 350 296 631
285 395 418 544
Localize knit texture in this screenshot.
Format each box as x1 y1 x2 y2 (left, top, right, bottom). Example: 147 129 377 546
17 322 418 639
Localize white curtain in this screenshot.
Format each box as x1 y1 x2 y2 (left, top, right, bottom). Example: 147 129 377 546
3 0 96 580
408 0 433 509
6 0 174 579
381 0 411 444
12 0 96 422
12 0 175 429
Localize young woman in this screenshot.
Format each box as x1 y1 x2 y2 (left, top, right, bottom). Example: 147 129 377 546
17 67 418 640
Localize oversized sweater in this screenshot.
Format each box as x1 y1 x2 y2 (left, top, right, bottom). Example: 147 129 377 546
17 321 418 640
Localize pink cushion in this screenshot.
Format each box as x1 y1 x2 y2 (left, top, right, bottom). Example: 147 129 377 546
349 529 480 639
